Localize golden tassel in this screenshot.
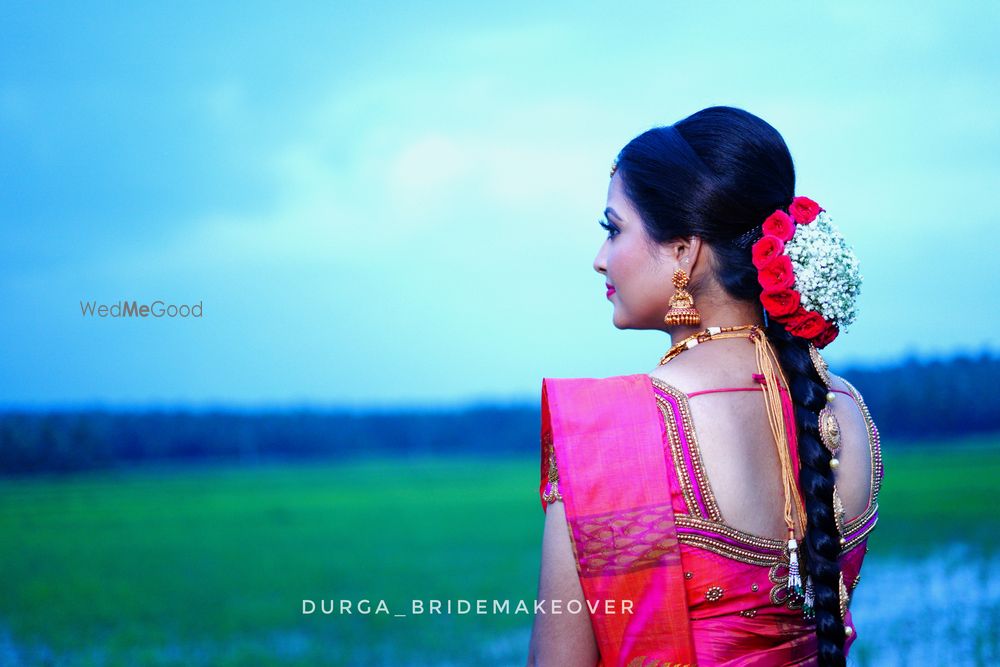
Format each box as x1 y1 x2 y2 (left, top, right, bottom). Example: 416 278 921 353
657 324 811 604
748 329 808 599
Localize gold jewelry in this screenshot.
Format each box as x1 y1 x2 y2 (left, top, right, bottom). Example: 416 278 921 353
838 570 850 621
810 345 839 402
658 323 757 366
811 343 851 631
657 324 807 550
810 342 843 471
818 406 842 455
809 343 833 388
541 446 562 504
832 486 847 536
808 343 832 387
660 324 819 613
663 268 701 327
610 156 619 177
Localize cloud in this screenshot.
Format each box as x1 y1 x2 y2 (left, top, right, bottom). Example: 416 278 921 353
92 70 613 284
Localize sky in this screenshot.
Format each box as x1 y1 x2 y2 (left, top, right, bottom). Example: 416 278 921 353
1 1 998 408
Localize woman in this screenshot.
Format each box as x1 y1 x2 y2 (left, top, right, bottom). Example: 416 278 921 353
526 107 882 667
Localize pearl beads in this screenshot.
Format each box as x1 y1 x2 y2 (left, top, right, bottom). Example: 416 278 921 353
845 626 854 637
826 391 836 402
830 457 840 469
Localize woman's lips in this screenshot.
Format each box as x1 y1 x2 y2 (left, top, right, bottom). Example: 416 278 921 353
606 283 616 298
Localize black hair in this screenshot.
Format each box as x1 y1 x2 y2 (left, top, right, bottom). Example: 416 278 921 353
615 106 846 666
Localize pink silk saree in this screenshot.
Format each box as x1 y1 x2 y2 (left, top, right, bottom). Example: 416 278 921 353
539 373 883 667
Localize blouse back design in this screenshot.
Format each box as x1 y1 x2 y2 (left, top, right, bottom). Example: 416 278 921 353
540 373 883 665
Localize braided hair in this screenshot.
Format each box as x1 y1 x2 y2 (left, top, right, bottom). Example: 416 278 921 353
614 106 846 666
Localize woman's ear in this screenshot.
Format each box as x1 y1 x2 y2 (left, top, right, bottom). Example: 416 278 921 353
673 236 702 270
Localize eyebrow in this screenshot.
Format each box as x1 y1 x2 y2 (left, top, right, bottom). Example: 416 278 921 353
605 207 623 222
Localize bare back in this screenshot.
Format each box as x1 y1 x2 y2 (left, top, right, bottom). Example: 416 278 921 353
648 338 874 541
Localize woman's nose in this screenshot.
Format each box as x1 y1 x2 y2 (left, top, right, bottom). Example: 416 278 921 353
593 244 607 275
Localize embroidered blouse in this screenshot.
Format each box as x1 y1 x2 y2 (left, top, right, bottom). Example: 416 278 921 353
540 374 883 663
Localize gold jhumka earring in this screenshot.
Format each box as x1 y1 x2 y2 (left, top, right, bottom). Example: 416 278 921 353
663 268 700 327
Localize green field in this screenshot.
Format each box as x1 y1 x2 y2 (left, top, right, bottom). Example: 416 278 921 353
1 439 998 666
867 434 1000 552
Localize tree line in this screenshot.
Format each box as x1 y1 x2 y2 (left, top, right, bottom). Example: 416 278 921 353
1 351 997 475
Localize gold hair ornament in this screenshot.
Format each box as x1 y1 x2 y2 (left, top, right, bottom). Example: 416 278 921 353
802 343 850 621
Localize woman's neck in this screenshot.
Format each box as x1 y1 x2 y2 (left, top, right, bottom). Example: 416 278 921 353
666 299 765 346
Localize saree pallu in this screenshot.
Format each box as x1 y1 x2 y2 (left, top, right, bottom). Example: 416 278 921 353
540 373 882 666
540 374 697 666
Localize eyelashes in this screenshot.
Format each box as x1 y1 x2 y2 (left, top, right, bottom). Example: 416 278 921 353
598 217 620 239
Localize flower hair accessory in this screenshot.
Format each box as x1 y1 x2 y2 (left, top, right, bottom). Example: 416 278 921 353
752 197 862 349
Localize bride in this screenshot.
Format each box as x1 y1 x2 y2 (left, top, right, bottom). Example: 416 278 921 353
527 106 881 667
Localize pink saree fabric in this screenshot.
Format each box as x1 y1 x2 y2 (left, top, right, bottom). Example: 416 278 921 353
540 373 882 666
540 374 697 667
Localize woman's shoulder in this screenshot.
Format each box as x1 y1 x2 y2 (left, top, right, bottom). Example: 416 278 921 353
645 353 723 397
828 373 879 446
538 372 672 512
542 373 650 413
542 372 654 385
829 374 876 422
646 363 693 393
828 372 884 511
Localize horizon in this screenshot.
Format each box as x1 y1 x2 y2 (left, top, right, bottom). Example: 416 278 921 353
1 345 995 412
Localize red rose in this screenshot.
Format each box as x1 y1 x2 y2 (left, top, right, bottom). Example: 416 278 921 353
762 210 795 241
757 255 795 291
812 324 839 349
786 309 828 339
760 288 801 319
789 196 822 224
751 235 785 269
783 306 810 327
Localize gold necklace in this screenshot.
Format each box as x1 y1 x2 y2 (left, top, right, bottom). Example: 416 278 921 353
658 324 762 366
657 321 809 599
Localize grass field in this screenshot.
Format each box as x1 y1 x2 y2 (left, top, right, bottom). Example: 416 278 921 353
0 438 998 666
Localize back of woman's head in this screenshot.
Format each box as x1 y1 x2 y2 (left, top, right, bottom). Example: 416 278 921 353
614 106 794 302
616 106 847 667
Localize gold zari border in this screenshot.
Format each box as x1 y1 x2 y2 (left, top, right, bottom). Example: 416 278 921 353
650 377 722 522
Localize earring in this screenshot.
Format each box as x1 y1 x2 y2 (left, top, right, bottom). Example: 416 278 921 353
663 268 700 326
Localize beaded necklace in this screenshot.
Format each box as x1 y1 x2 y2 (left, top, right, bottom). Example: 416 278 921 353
659 323 761 365
657 323 809 603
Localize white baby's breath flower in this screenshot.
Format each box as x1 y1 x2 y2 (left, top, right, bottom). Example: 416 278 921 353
783 212 862 330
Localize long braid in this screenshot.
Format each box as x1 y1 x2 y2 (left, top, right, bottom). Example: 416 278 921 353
613 106 850 665
765 320 846 666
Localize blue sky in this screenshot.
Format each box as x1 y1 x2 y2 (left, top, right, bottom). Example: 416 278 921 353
1 2 998 408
